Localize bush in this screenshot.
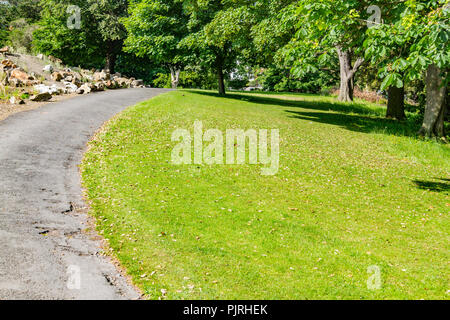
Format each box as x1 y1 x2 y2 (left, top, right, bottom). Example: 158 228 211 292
8 19 38 53
153 73 171 88
0 28 8 47
259 67 337 94
152 69 218 90
227 77 249 90
258 68 284 91
115 53 165 85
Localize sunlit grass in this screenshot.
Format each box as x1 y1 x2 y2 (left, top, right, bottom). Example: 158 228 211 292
81 90 449 300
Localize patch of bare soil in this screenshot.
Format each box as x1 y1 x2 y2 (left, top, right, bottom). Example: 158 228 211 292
9 54 53 81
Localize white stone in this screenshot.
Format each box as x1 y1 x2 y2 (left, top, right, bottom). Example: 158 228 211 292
34 84 61 95
43 64 54 73
63 81 78 93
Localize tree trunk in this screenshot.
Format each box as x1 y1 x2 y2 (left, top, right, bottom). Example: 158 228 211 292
169 66 181 89
338 48 354 102
215 55 226 95
434 99 446 138
105 40 121 74
336 46 364 102
418 64 447 138
386 85 405 120
105 52 116 74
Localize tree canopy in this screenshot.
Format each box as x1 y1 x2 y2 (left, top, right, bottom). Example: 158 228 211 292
0 0 448 137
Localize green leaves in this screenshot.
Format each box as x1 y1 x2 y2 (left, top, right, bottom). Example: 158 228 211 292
32 0 128 68
364 0 449 91
380 73 403 90
123 0 189 67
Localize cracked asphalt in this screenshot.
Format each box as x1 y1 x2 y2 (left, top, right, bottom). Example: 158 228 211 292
0 88 170 299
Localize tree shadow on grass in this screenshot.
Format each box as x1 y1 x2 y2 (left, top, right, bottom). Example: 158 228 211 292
186 90 381 116
413 178 450 193
285 110 421 137
186 90 422 138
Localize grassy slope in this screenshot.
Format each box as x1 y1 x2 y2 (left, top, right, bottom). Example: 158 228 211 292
81 90 449 299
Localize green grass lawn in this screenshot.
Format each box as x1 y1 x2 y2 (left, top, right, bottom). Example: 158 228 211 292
81 90 449 300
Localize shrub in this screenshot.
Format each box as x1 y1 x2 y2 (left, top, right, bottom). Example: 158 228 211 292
8 19 38 53
153 73 171 88
152 69 217 89
227 77 249 90
259 67 337 94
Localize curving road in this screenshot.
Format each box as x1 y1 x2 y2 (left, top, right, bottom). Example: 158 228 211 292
0 88 170 299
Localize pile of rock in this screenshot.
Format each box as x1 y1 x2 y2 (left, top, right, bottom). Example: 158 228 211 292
34 84 64 95
50 69 83 90
75 82 105 95
1 59 42 87
91 70 146 90
49 69 146 95
0 46 11 55
2 51 148 106
1 59 17 70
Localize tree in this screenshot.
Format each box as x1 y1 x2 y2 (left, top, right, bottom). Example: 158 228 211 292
364 2 410 120
251 1 296 62
365 0 449 136
123 0 188 88
181 0 253 95
410 2 448 138
386 85 406 120
33 0 104 67
280 0 377 102
5 0 42 23
250 1 338 94
87 0 128 74
336 45 365 102
34 0 127 72
421 64 447 138
0 2 15 47
0 0 42 48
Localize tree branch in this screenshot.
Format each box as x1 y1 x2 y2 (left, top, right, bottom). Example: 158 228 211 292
352 57 365 72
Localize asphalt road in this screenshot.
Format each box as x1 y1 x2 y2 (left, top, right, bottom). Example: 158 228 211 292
0 88 170 299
